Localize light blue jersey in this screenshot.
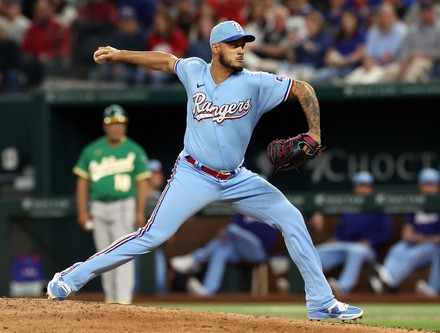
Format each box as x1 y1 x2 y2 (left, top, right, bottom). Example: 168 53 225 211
175 57 293 171
55 57 336 312
49 20 362 318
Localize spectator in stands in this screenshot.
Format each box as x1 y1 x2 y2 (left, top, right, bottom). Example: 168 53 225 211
312 171 393 295
195 0 217 25
403 0 440 25
204 0 252 26
283 0 311 40
17 0 32 18
371 168 440 294
146 5 188 85
385 0 440 82
387 0 417 19
244 5 290 73
169 212 280 296
345 0 380 28
71 0 119 79
51 0 78 26
96 5 148 85
278 10 334 82
322 0 347 34
186 13 215 63
242 0 274 70
344 2 408 84
243 0 270 43
283 0 314 17
118 0 157 30
344 1 408 84
0 0 5 15
0 0 30 45
75 0 118 28
0 20 22 92
173 0 198 36
311 8 366 84
21 0 71 86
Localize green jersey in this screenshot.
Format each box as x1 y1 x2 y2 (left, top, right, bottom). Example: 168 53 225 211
73 136 151 202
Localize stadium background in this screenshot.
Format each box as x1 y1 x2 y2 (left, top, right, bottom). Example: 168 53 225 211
0 82 439 298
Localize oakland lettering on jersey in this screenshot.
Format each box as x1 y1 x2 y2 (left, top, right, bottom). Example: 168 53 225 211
89 152 135 182
192 92 251 123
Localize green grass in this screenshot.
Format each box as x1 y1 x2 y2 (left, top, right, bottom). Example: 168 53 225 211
139 303 440 331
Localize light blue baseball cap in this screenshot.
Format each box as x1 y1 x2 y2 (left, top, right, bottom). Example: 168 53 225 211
210 20 255 45
352 171 374 185
149 159 163 173
418 168 440 184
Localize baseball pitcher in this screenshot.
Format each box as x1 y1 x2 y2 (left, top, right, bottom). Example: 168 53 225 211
48 20 363 321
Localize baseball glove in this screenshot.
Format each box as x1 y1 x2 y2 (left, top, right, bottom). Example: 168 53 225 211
267 133 325 173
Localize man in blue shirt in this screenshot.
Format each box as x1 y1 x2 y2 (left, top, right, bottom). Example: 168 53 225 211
373 168 440 293
170 212 279 296
314 171 393 295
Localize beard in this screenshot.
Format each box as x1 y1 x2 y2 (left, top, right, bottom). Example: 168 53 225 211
219 51 243 73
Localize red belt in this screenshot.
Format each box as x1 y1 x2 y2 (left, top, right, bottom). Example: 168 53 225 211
185 156 235 180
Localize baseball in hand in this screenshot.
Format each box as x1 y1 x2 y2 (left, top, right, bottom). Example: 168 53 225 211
84 220 94 231
93 50 106 64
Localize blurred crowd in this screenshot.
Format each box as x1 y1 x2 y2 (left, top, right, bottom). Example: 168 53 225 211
0 0 439 92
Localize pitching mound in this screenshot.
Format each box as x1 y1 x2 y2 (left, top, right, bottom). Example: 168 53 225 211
0 298 428 333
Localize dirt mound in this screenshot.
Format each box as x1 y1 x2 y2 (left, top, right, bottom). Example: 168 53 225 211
0 297 428 333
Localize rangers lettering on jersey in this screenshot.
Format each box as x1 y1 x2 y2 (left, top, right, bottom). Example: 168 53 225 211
192 92 251 123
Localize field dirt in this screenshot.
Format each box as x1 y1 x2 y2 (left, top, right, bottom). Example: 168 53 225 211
0 296 437 333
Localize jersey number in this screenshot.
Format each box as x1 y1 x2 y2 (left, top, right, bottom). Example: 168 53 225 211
114 174 131 192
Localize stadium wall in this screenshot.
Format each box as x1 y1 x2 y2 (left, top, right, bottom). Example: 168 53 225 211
39 82 440 196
